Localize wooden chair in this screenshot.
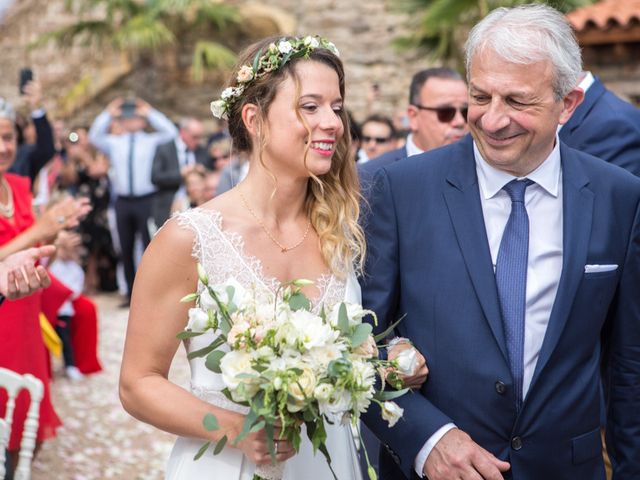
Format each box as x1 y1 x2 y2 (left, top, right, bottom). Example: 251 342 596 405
0 368 44 480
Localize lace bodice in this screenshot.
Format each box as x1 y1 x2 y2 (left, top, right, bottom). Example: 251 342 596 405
175 208 346 308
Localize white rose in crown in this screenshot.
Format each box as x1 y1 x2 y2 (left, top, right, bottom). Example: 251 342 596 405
395 347 418 376
328 302 368 328
278 40 293 54
210 100 226 120
304 36 320 48
381 401 403 427
187 308 210 332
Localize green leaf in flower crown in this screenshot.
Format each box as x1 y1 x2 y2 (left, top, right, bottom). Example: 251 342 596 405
176 330 205 340
351 323 373 348
373 388 409 402
193 441 210 460
338 303 350 335
187 343 216 360
203 413 219 431
180 293 198 303
205 350 226 373
289 292 311 311
373 313 407 343
213 435 227 455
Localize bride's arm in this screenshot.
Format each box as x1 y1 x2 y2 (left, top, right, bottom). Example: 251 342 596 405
119 220 294 464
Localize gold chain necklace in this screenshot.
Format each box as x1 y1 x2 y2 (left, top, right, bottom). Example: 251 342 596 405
0 177 14 218
238 190 311 253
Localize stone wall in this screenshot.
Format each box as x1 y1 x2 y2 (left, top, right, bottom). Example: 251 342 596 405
0 0 429 127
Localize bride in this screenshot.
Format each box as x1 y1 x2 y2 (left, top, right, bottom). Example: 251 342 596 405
119 35 426 479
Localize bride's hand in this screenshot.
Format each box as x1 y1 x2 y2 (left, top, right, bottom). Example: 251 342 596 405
388 341 429 389
233 420 296 465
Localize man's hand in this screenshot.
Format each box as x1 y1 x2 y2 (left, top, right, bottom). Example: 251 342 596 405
0 245 55 300
106 97 124 117
424 428 510 480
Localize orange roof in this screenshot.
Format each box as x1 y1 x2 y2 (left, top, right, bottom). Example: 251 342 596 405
568 0 640 32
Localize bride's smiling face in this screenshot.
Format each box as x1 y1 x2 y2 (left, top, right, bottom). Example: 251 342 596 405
261 60 345 178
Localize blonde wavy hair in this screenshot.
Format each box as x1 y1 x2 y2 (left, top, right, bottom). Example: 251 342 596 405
225 36 365 276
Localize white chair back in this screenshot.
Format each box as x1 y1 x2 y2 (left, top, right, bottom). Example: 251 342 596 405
0 367 44 480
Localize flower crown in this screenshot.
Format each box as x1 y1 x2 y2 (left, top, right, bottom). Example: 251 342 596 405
210 36 340 120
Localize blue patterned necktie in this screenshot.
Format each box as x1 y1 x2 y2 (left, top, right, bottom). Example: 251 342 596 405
496 178 533 411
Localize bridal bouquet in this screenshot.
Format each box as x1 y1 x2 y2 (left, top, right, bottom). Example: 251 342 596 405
178 264 413 480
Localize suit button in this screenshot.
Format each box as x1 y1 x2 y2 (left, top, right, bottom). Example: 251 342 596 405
495 381 506 395
511 436 523 450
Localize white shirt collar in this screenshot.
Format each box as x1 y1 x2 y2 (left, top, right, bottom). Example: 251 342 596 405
578 71 595 93
405 133 424 157
474 137 562 200
175 136 187 152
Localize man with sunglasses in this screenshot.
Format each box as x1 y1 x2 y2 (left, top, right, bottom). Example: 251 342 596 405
359 68 468 187
358 114 397 163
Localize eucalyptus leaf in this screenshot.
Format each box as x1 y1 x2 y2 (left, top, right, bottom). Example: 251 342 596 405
249 420 266 433
213 435 227 455
373 388 409 402
234 409 258 445
187 343 216 360
289 292 311 311
351 323 373 348
205 350 225 373
193 441 210 460
176 330 205 340
337 303 350 334
203 413 219 431
373 313 407 342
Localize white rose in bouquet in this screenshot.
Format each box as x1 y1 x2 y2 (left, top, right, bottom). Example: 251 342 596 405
187 308 210 332
220 350 256 390
381 401 404 427
319 389 352 424
286 365 317 412
395 347 418 376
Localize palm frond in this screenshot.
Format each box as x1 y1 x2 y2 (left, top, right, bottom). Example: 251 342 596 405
29 20 113 49
113 15 176 51
191 40 236 82
194 3 240 30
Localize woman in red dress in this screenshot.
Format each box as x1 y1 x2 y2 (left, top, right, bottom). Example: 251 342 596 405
0 98 89 470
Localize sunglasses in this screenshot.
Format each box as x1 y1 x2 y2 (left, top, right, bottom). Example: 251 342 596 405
361 135 392 144
412 104 468 123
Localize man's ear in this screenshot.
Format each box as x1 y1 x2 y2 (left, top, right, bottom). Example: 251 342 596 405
558 87 585 125
241 103 260 137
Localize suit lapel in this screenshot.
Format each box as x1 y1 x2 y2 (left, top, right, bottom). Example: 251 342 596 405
442 138 509 362
528 144 594 392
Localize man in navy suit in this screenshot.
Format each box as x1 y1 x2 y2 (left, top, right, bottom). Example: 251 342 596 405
362 4 640 480
560 72 640 177
359 67 468 189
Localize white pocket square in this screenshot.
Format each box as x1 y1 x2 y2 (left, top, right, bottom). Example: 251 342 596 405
584 264 618 273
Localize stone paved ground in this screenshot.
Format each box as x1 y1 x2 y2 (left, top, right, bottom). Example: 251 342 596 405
31 293 190 480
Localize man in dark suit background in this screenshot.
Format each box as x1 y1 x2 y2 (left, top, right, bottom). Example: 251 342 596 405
560 71 640 177
362 4 640 480
359 67 468 185
151 117 210 227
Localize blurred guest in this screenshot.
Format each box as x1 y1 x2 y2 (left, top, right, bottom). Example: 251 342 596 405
358 114 397 163
61 128 116 293
0 97 90 476
184 169 207 207
202 168 221 201
560 71 640 177
151 117 210 227
48 230 85 381
7 80 55 184
213 135 248 196
207 134 232 171
89 97 177 306
347 110 361 163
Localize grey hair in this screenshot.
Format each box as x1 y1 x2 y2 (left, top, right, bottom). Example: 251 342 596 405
464 4 582 100
0 98 16 123
179 117 200 131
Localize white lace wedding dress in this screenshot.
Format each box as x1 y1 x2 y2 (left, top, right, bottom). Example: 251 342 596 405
165 208 363 480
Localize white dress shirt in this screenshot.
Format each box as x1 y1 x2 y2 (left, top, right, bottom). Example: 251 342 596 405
414 140 564 476
89 109 178 197
404 133 424 157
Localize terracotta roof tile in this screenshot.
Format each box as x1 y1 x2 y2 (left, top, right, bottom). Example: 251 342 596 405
568 0 640 32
